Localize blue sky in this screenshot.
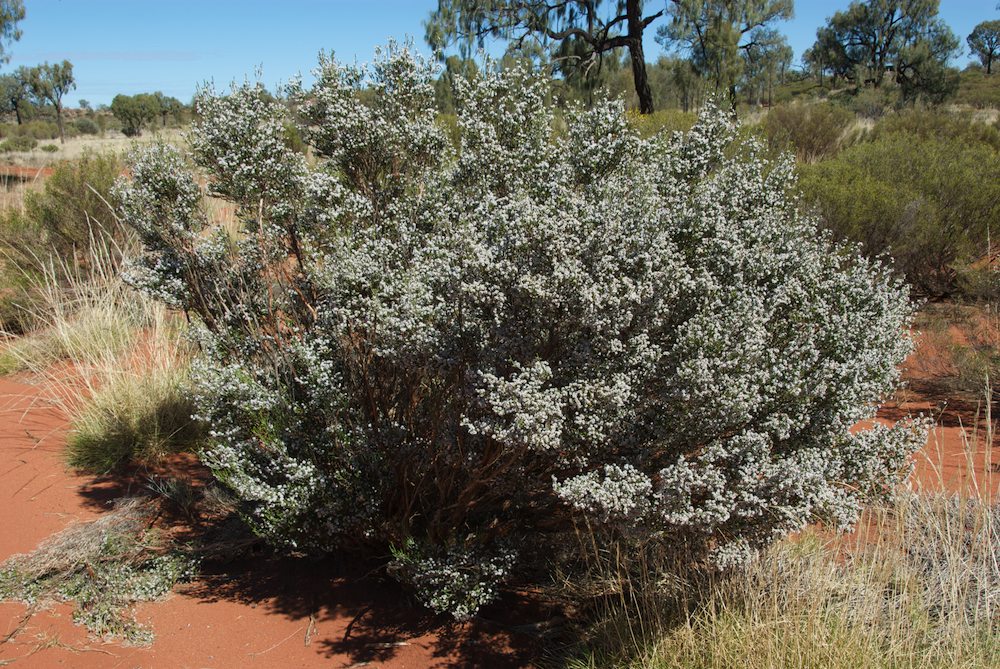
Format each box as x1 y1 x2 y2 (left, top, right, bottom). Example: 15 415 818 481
5 0 994 107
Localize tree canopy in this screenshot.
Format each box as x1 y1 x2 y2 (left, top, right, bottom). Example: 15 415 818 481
657 0 793 105
426 0 668 113
806 0 959 101
0 0 23 65
111 93 161 137
968 20 1000 75
25 61 75 142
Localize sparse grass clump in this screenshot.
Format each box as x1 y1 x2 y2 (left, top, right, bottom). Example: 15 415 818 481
0 498 198 645
761 101 854 162
572 490 999 669
1 233 205 472
67 367 203 473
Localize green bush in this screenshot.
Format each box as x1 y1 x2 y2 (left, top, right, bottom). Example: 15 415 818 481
74 117 99 135
842 86 896 120
0 120 66 141
0 152 123 332
29 120 60 140
800 132 1000 296
761 102 853 162
41 143 59 153
0 135 36 152
872 108 1000 152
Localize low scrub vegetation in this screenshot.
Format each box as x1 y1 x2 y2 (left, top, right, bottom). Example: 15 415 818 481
572 487 998 669
799 125 1000 296
0 150 122 332
761 101 854 162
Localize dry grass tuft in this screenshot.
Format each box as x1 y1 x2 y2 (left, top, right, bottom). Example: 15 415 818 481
569 407 998 669
0 230 204 472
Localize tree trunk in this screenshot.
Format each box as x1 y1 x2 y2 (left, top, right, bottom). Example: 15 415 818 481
56 106 64 144
14 102 21 125
626 0 654 114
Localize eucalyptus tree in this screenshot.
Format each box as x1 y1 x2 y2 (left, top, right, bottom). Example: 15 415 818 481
808 0 959 100
0 0 23 65
426 0 669 113
0 66 28 123
742 27 792 105
25 61 75 142
656 0 793 106
968 20 1000 74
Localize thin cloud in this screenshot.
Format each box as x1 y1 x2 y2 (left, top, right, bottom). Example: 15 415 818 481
13 50 211 62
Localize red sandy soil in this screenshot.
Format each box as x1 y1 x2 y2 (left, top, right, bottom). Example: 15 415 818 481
0 376 541 668
0 166 54 181
0 328 997 667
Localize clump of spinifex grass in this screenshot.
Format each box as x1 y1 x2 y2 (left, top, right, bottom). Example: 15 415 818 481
569 410 998 669
0 229 205 472
0 498 198 645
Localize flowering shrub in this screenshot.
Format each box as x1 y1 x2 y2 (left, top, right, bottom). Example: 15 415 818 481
115 43 923 619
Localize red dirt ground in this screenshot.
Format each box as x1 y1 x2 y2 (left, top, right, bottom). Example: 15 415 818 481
0 331 997 667
0 166 54 181
0 376 541 668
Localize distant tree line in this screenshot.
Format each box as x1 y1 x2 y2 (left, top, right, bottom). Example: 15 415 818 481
110 92 186 137
427 0 998 113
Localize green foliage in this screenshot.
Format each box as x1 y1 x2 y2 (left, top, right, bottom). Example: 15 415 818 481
761 102 853 162
24 60 75 141
967 20 1000 75
40 142 58 152
9 151 122 257
0 70 27 121
800 128 1000 296
871 107 1000 152
625 108 697 138
280 119 306 154
807 0 960 104
0 119 61 139
0 133 33 151
954 68 1000 108
657 0 793 104
73 116 98 135
831 87 889 121
110 93 159 137
426 1 668 112
0 0 23 64
0 152 122 331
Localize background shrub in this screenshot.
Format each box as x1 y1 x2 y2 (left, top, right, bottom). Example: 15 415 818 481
625 108 697 138
73 117 99 135
0 135 36 152
761 102 853 162
800 131 1000 296
117 45 921 620
871 108 1000 152
0 151 123 331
